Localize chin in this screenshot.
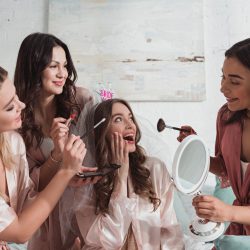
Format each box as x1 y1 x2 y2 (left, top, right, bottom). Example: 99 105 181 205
128 145 136 153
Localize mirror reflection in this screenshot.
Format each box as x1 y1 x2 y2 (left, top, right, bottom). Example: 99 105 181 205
178 139 207 190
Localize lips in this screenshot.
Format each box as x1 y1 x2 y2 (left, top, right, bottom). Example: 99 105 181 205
225 96 238 103
15 115 22 122
123 133 135 143
53 81 64 86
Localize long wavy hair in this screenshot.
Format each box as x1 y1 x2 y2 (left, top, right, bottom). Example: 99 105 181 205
14 32 81 149
93 98 160 214
222 38 250 124
0 66 14 168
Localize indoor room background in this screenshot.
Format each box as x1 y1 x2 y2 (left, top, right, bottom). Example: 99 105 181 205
1 0 250 188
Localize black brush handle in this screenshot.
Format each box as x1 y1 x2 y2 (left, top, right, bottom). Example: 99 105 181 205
171 126 191 133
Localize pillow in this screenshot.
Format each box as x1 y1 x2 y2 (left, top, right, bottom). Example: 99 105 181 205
8 242 27 250
214 235 250 250
213 177 235 205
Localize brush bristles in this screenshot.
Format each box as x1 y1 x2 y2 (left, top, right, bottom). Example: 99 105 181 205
157 118 166 132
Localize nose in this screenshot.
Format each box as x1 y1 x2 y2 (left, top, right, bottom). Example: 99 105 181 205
220 78 230 94
17 99 26 111
57 66 67 78
125 119 133 129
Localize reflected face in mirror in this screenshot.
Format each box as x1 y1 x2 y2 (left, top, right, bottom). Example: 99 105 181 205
173 136 209 194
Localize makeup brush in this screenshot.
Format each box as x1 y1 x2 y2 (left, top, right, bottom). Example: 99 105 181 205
80 118 106 139
157 118 191 133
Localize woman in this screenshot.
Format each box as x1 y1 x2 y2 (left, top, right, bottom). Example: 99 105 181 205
0 66 87 249
75 98 184 249
13 32 93 249
178 38 250 237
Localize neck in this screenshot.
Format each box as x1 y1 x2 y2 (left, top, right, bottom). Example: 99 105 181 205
35 94 56 124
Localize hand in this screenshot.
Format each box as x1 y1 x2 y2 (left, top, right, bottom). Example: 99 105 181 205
70 237 81 250
177 125 197 142
0 241 9 250
61 135 87 174
50 117 70 161
192 195 232 222
69 166 101 187
110 132 129 181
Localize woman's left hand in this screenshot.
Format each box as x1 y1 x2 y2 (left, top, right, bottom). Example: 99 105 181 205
192 195 232 222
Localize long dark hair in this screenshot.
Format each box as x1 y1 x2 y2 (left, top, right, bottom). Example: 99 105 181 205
222 38 250 124
14 32 80 148
93 98 160 214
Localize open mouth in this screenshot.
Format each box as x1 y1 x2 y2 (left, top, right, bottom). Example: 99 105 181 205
123 135 134 142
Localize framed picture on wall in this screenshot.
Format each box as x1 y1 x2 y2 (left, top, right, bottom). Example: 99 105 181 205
49 0 205 101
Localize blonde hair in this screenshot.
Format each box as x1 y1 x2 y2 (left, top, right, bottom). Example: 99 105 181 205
0 66 14 168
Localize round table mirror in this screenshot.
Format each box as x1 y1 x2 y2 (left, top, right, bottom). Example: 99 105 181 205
172 135 225 242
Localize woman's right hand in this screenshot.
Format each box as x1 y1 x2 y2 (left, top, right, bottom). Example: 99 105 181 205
61 134 86 174
177 125 197 142
50 117 70 162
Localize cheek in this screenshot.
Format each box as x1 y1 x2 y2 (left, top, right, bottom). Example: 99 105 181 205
0 114 17 131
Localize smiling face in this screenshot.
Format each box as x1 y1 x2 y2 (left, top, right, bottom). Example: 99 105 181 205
0 78 25 133
220 57 250 112
41 46 68 97
107 102 137 152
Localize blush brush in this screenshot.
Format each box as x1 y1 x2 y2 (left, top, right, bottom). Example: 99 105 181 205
157 118 191 133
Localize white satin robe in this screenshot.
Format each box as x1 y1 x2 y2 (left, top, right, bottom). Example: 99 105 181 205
0 131 35 233
76 156 184 250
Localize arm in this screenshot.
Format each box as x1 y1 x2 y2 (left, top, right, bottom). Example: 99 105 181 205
0 135 86 243
209 156 226 177
193 195 250 225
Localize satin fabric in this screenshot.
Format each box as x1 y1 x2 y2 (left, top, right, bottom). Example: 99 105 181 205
0 131 35 233
215 104 250 235
76 156 184 250
27 87 93 250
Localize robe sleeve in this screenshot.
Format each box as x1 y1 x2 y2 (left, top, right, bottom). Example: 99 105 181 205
84 195 136 249
0 198 17 233
215 106 231 188
159 161 185 249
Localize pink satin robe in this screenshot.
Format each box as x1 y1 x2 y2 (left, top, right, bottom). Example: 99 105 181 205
0 131 35 234
27 87 93 250
215 104 250 235
76 156 184 250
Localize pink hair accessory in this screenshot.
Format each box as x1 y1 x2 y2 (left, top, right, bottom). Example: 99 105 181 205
96 82 114 101
100 89 113 101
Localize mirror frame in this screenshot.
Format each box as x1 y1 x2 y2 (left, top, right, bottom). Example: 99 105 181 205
172 135 210 195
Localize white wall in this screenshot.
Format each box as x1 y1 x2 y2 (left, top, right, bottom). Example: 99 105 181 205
1 0 250 182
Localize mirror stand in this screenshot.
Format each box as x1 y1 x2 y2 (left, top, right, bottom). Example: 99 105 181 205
172 135 225 242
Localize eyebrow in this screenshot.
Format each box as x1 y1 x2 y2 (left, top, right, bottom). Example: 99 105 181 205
111 112 132 119
221 69 244 80
3 95 15 109
228 74 244 80
51 60 67 65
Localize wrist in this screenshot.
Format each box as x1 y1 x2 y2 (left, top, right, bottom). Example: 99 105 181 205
50 150 62 164
228 205 236 222
57 167 76 179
